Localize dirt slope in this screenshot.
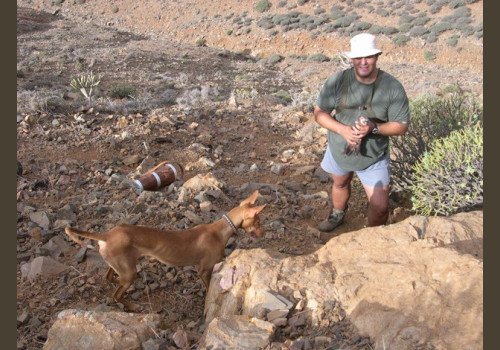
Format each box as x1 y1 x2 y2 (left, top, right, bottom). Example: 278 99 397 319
16 1 483 349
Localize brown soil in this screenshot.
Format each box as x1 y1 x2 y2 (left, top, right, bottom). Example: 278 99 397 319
16 1 482 349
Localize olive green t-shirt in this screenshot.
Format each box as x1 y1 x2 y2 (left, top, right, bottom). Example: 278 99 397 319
317 68 410 171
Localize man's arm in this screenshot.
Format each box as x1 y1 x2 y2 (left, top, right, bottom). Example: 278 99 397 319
354 119 408 137
314 106 362 146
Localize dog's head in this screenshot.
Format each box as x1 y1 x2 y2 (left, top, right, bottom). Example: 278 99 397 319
239 190 267 238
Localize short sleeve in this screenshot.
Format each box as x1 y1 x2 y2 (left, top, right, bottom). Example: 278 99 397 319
316 71 344 113
387 79 410 126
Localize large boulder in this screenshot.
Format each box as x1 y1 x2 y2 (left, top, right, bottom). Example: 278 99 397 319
43 309 162 350
204 211 483 350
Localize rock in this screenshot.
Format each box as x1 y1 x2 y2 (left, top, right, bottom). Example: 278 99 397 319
182 173 225 192
293 165 316 176
29 211 51 230
199 315 275 350
122 154 142 166
42 235 73 258
17 311 31 325
204 212 483 350
57 205 77 222
75 247 88 263
84 251 108 272
267 309 290 322
184 210 202 224
17 160 23 175
198 157 216 169
200 201 213 212
249 163 260 172
271 163 285 175
172 329 189 348
142 338 169 350
20 256 69 281
227 90 238 108
44 309 161 350
313 167 330 183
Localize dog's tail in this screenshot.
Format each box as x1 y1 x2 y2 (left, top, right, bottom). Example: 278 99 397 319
64 227 105 249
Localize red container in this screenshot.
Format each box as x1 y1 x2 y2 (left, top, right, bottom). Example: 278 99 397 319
132 162 183 192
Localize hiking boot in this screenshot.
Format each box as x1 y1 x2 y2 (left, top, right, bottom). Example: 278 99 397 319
318 207 348 232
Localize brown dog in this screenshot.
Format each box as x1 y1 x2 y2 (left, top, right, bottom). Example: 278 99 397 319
65 190 266 311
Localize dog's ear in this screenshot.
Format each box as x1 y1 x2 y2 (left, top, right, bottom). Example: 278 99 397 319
240 190 260 206
244 204 266 218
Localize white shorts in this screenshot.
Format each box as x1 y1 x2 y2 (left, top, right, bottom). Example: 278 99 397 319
321 147 390 187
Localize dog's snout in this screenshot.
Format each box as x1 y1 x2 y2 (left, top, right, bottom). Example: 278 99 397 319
252 228 265 238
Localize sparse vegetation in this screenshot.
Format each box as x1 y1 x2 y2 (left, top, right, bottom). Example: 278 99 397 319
195 37 207 46
409 122 482 216
255 0 272 13
274 89 292 104
391 88 483 193
447 35 460 47
424 51 436 60
308 53 330 62
16 2 484 349
70 71 102 108
392 33 410 46
109 84 136 99
17 89 67 114
409 26 429 37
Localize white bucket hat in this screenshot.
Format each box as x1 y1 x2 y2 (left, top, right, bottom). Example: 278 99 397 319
345 33 382 59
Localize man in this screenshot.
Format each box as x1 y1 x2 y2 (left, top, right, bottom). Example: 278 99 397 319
314 33 410 231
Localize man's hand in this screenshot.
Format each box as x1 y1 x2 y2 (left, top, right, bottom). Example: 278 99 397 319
353 116 372 137
343 116 369 157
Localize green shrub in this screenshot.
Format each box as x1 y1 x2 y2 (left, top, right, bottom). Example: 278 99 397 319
448 0 466 8
392 34 410 46
351 20 372 31
257 17 275 29
330 11 346 21
382 26 398 35
429 4 443 14
413 16 430 26
111 6 119 13
423 32 438 43
459 25 475 36
430 21 453 34
398 23 412 33
409 26 429 37
110 85 136 99
423 51 436 60
278 0 288 8
264 54 285 65
447 35 459 47
390 89 482 193
274 89 292 104
297 0 309 5
334 15 357 28
368 24 384 34
308 53 330 62
314 7 326 15
409 122 483 216
226 29 233 35
255 0 272 13
195 38 207 46
375 8 389 16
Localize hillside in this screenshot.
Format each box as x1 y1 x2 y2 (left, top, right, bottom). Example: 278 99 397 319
16 1 483 349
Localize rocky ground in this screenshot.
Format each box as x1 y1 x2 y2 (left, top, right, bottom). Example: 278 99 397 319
17 1 482 349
